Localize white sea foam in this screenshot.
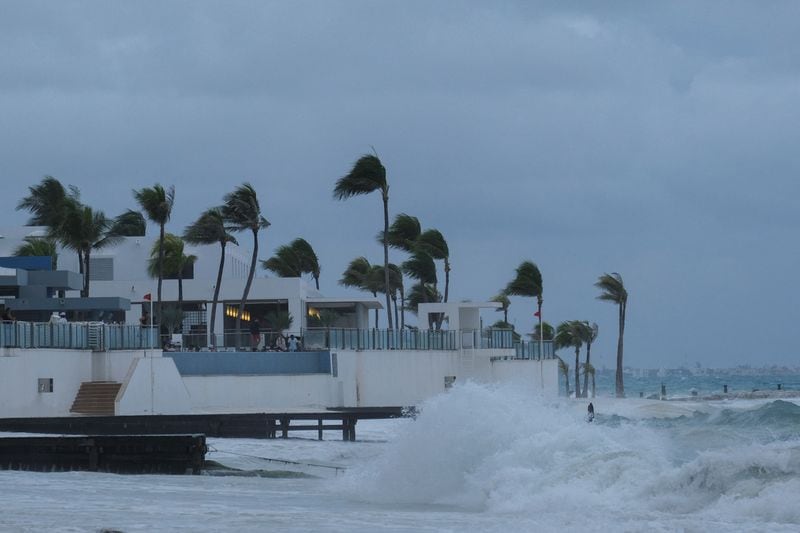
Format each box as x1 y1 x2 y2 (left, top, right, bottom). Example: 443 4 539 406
338 381 800 531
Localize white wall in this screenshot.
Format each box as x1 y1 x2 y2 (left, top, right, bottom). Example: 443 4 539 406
182 374 336 411
116 357 192 415
491 358 560 397
0 348 92 417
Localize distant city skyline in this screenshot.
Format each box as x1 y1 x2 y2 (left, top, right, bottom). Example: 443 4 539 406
1 2 799 367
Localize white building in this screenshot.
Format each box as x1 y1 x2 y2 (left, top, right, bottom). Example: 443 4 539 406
0 226 559 417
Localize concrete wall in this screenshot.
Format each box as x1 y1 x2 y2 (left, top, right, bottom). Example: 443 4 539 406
0 348 91 417
182 374 335 411
116 357 192 415
491 358 561 396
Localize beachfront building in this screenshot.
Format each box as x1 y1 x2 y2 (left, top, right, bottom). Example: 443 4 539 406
0 226 559 418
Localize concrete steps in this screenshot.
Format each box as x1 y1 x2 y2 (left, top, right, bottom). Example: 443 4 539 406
70 382 122 416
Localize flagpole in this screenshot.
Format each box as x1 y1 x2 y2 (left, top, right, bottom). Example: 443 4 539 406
149 296 153 357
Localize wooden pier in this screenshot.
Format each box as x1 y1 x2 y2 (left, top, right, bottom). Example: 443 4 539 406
0 434 206 474
0 407 404 442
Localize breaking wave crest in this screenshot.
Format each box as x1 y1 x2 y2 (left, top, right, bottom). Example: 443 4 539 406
338 382 800 529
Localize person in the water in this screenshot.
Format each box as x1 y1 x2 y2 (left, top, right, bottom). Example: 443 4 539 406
587 402 595 422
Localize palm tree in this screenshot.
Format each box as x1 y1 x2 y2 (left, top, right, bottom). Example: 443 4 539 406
133 184 175 323
382 213 421 252
16 176 79 227
334 154 393 329
147 234 197 309
262 244 302 278
262 238 321 290
531 321 555 341
108 209 146 237
339 257 382 328
581 322 599 399
417 229 450 304
56 202 116 297
505 261 543 344
387 263 405 330
374 263 404 331
402 251 439 328
555 320 585 399
406 283 441 316
222 183 270 348
491 293 511 323
558 358 570 397
583 362 597 399
14 236 58 270
596 272 628 398
184 207 238 348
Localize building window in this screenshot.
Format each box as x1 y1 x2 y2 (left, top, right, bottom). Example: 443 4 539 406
89 257 114 281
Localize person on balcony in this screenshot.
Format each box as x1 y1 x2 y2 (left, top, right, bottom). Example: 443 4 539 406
288 334 299 352
250 319 262 350
274 334 287 352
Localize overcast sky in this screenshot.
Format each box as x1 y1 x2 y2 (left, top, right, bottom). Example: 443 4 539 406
2 1 799 368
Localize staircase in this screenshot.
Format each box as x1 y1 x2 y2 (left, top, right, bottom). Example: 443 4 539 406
70 381 122 416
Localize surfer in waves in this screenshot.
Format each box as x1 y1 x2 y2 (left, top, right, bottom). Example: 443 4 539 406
587 402 595 422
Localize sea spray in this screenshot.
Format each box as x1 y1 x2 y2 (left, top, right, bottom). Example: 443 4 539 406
338 381 800 530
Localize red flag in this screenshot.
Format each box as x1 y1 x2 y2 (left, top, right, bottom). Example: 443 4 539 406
533 311 541 318
143 293 152 301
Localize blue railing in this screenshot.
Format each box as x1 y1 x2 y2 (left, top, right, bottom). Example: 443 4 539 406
0 321 157 350
514 340 555 359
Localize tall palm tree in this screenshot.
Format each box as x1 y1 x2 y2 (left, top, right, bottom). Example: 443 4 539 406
184 207 238 347
505 261 543 341
108 209 146 237
57 203 116 297
14 237 58 270
581 322 599 399
16 176 79 227
387 263 405 329
289 238 321 290
382 213 421 252
374 263 404 331
222 183 270 348
133 184 175 323
339 257 382 328
595 272 628 398
402 251 439 328
334 154 393 329
406 283 441 316
555 320 585 399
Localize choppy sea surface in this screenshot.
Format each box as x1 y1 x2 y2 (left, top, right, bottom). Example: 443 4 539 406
3 375 800 532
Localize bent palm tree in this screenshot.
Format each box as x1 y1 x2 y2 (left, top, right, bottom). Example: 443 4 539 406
184 207 237 347
339 257 383 328
108 209 146 237
222 183 270 348
16 176 79 227
581 322 599 399
334 154 393 329
417 229 450 304
505 261 543 342
595 272 628 398
555 320 585 398
263 238 321 290
491 293 511 323
134 184 175 323
558 358 570 397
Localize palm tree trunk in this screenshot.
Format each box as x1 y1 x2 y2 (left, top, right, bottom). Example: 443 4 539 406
372 291 379 328
237 229 259 349
616 301 626 398
400 286 405 331
574 347 581 399
503 308 508 323
82 247 91 298
382 194 393 330
209 242 226 348
393 294 399 333
157 223 165 325
582 342 592 398
444 259 450 303
314 275 319 291
591 373 596 398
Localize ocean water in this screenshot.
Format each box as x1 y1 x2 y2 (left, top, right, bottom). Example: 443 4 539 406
2 380 800 532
